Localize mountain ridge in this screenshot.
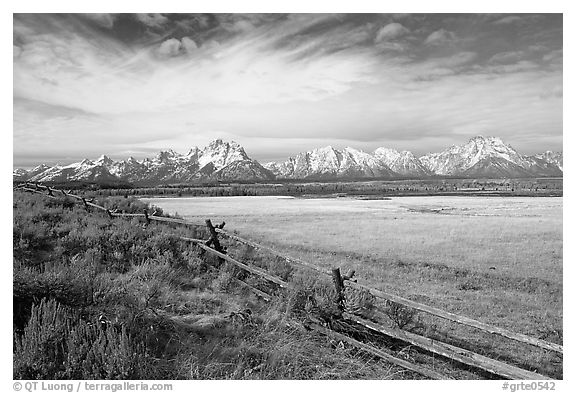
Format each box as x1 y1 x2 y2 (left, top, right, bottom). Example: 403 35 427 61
14 136 563 184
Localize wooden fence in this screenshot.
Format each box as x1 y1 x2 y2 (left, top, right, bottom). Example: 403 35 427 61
14 183 561 380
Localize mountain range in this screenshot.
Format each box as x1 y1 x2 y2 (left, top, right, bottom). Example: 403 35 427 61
13 136 563 184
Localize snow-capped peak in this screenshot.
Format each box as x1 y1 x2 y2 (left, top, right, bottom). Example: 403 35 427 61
186 147 200 157
373 147 430 176
153 150 180 164
198 139 249 170
374 147 401 161
15 137 563 184
95 155 114 166
420 135 526 175
63 159 94 169
31 163 50 172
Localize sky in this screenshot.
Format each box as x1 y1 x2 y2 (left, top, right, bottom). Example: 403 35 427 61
13 13 563 168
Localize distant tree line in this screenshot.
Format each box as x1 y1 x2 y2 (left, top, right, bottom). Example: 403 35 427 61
15 177 563 199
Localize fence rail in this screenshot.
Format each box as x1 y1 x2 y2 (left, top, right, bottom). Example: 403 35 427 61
216 228 563 354
14 185 562 380
187 234 550 380
307 323 451 380
343 313 549 380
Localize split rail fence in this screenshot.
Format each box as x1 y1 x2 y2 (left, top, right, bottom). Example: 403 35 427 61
14 183 562 380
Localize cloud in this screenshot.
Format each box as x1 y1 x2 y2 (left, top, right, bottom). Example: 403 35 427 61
374 23 410 42
81 13 117 29
13 13 563 165
488 51 525 64
424 29 457 46
475 60 540 74
434 51 478 68
135 13 169 28
493 16 524 25
543 49 562 64
157 38 182 57
156 36 198 57
181 37 198 52
223 19 255 33
539 85 562 99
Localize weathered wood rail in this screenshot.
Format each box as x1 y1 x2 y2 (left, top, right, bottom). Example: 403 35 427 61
344 281 563 354
307 323 451 380
185 238 551 379
14 185 562 379
216 228 563 355
342 313 549 380
181 237 292 289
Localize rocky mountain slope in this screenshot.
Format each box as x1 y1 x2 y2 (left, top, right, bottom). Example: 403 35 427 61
419 136 562 178
265 136 562 180
15 140 274 184
264 146 397 179
14 136 563 184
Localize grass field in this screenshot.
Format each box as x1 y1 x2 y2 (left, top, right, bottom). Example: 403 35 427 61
16 192 426 380
143 195 563 377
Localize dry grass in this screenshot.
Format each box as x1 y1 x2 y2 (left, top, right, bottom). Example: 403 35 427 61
14 191 418 380
144 195 563 378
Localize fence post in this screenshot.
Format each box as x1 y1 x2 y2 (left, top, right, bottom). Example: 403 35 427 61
205 219 225 254
204 219 226 266
331 267 345 312
143 209 151 224
81 197 89 210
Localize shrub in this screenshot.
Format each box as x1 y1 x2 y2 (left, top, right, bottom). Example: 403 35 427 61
344 287 376 319
14 298 154 380
63 323 146 379
383 300 418 329
13 299 72 379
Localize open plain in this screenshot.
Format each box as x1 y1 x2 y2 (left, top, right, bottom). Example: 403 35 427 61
143 195 563 376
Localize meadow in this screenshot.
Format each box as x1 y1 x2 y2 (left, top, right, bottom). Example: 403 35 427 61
13 189 563 379
143 195 563 376
14 191 424 380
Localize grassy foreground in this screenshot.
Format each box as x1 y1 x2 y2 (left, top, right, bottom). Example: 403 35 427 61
144 195 563 378
13 191 421 380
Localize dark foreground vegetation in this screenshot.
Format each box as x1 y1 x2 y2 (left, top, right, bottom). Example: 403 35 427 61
13 191 423 380
16 177 562 198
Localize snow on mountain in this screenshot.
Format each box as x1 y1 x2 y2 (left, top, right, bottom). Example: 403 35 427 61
462 156 533 178
264 146 396 179
520 155 562 177
12 168 28 180
95 155 114 167
340 147 397 177
14 137 563 184
22 164 51 180
535 151 563 171
213 159 275 181
373 147 431 176
16 140 269 184
420 136 535 176
198 139 249 170
27 158 119 183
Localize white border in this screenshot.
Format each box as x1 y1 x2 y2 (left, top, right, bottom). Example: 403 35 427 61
4 2 572 392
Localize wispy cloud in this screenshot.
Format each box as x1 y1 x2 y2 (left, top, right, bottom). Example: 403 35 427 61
375 23 410 42
424 29 457 46
13 13 563 166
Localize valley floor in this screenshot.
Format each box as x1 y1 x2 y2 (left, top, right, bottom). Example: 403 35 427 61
13 192 426 380
144 195 563 378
